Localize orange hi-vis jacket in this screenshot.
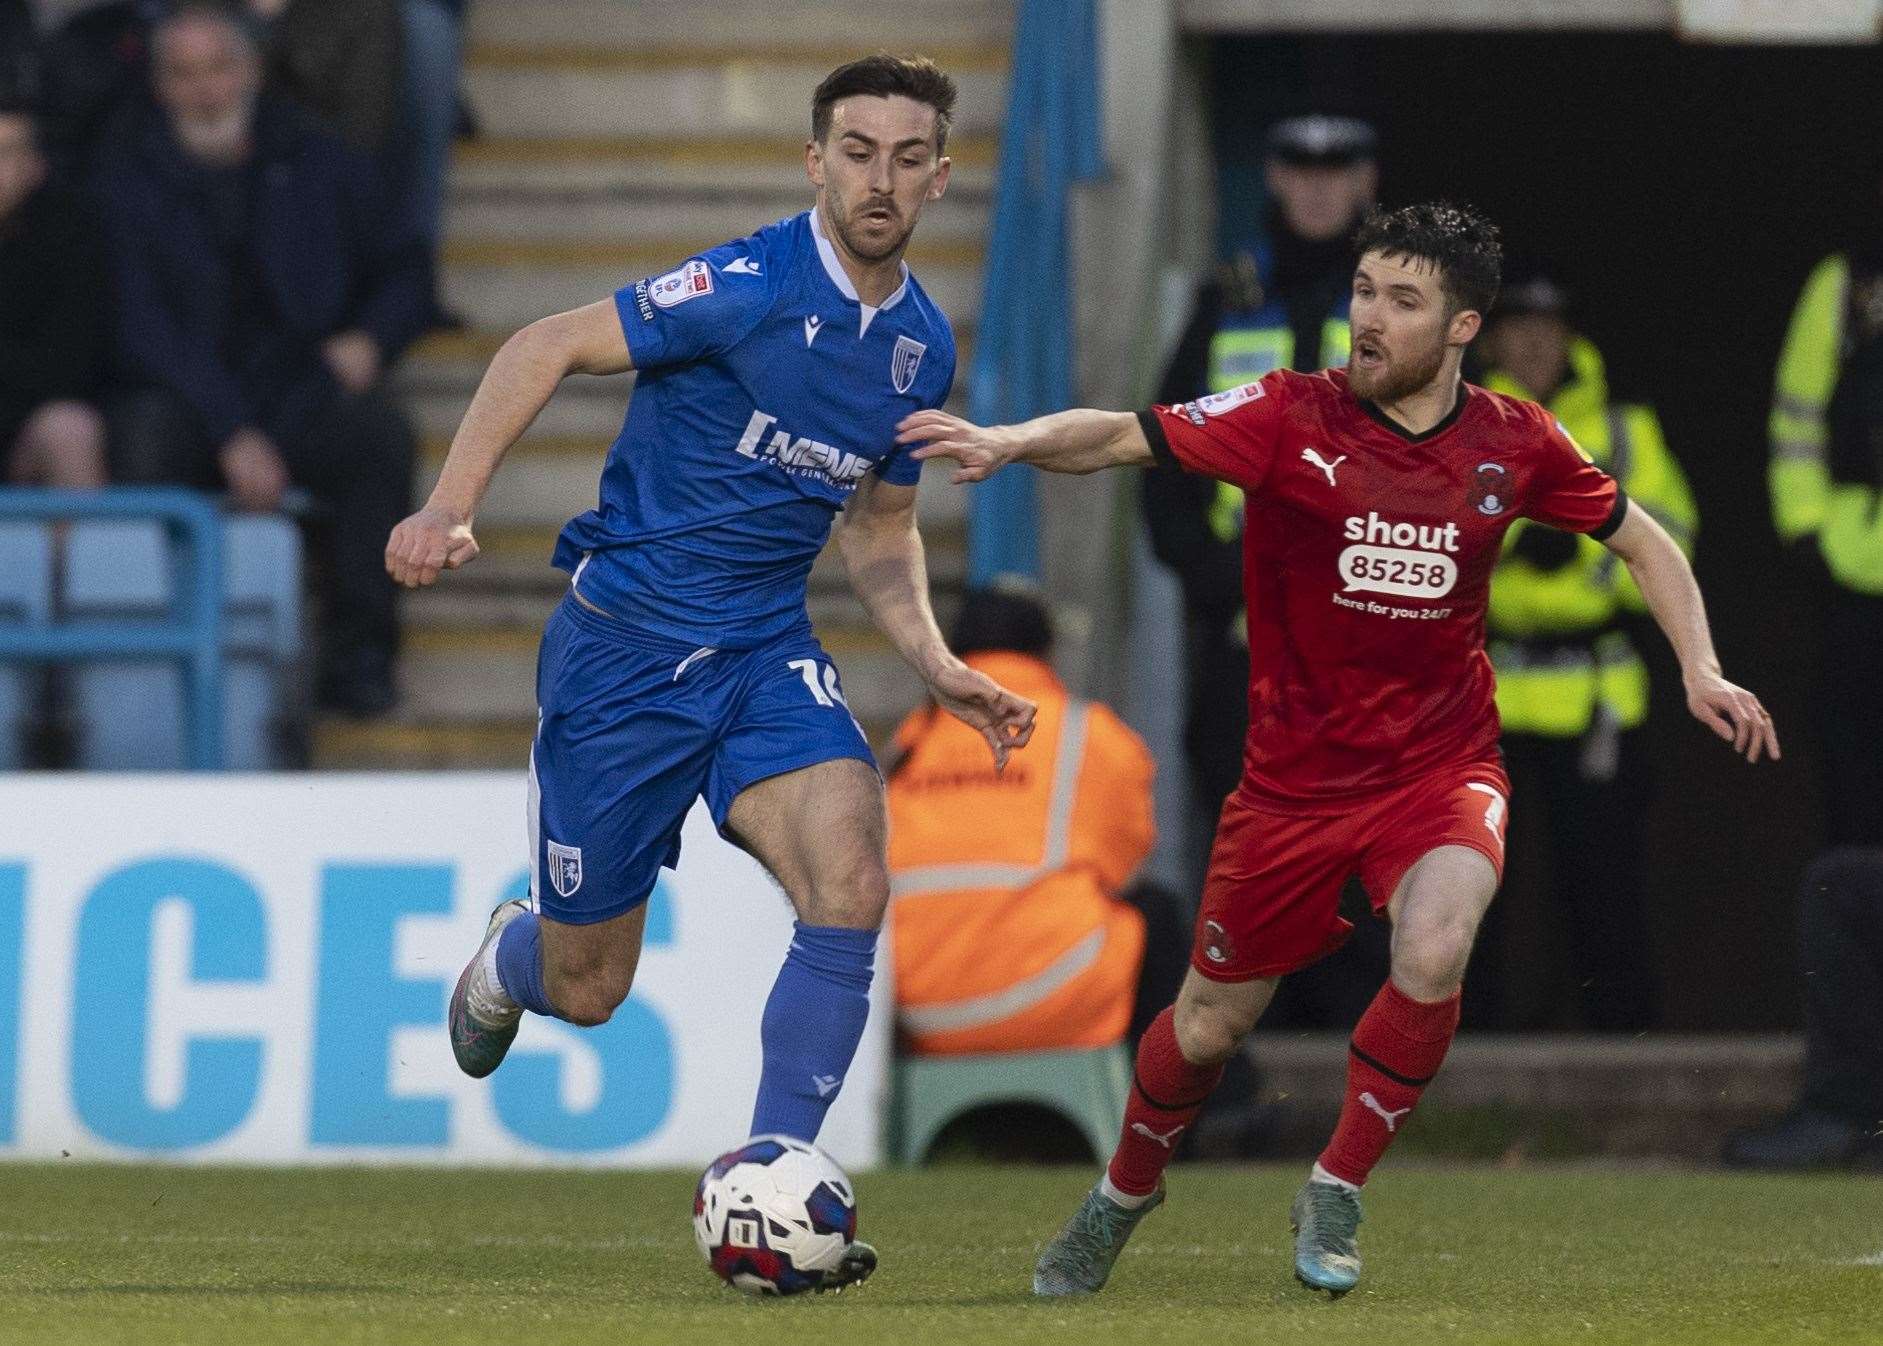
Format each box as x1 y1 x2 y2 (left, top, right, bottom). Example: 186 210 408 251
886 651 1155 1055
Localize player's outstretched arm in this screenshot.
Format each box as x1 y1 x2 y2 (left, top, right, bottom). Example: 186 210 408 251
386 300 632 588
836 474 1036 768
1601 500 1779 763
894 408 1151 482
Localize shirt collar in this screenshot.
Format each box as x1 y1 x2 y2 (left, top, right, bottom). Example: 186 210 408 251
809 206 909 332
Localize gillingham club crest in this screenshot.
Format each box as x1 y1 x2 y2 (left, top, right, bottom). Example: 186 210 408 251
547 840 583 898
891 335 926 394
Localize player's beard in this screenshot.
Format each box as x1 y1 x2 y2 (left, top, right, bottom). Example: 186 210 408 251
1347 332 1446 404
829 195 915 264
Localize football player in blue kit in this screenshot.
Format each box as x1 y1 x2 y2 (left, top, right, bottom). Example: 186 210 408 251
385 56 1035 1286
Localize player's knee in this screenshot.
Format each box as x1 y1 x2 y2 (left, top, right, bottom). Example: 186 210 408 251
799 852 889 930
1391 929 1472 1000
1172 997 1247 1067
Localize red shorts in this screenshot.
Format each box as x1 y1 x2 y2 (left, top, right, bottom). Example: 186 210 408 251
1191 761 1511 981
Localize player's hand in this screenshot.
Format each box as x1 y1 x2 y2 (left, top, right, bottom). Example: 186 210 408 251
218 428 289 513
1685 670 1780 763
926 658 1036 770
895 410 1018 483
386 504 479 588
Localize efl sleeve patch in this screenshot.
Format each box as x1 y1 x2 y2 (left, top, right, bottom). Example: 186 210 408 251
647 258 715 310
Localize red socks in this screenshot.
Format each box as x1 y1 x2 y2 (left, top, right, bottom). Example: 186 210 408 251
1107 982 1458 1196
1106 1007 1224 1197
1318 979 1460 1186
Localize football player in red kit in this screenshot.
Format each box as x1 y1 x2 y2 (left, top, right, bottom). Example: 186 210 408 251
896 202 1778 1299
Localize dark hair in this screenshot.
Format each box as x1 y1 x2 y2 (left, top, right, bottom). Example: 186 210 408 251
1352 201 1502 317
154 1 261 55
812 54 956 154
950 585 1053 660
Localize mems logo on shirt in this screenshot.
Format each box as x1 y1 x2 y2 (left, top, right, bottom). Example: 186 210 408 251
734 410 872 487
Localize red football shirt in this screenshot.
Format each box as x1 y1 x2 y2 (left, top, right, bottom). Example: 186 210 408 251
1141 367 1625 805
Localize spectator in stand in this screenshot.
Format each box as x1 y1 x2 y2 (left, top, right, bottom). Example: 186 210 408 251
32 0 166 164
1723 849 1883 1168
1767 165 1883 846
96 1 426 716
1469 275 1698 1031
252 0 403 157
398 0 463 323
0 98 108 488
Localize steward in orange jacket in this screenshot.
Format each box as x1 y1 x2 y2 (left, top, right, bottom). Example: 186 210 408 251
887 592 1156 1055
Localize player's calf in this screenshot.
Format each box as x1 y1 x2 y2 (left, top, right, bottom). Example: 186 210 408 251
536 903 651 1026
541 963 635 1027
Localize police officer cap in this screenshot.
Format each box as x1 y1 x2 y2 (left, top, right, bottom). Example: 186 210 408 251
1265 115 1377 167
1494 275 1570 321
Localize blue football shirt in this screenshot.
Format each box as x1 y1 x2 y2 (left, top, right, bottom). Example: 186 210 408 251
552 207 957 647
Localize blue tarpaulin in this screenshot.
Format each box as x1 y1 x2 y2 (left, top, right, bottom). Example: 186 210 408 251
965 0 1105 583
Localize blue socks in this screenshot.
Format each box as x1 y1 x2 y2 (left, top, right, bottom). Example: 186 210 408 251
493 910 560 1019
749 921 878 1141
495 910 876 1143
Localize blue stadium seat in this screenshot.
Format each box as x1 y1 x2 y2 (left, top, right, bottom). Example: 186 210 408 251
66 516 303 769
0 521 53 770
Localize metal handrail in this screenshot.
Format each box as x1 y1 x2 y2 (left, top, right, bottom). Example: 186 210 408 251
0 488 225 769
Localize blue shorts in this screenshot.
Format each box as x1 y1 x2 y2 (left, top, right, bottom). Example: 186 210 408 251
529 594 876 924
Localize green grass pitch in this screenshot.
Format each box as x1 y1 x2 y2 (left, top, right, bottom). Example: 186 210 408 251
0 1162 1877 1345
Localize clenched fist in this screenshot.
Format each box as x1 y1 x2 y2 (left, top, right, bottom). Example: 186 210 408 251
386 505 479 588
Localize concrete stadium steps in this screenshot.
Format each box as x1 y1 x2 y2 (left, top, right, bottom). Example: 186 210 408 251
311 718 539 771
450 134 996 198
420 437 603 530
461 47 1009 145
395 335 632 444
467 0 1017 52
445 142 993 248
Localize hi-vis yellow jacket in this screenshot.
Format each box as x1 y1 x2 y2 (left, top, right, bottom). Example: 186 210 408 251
1770 255 1883 594
886 652 1152 1056
1483 338 1698 738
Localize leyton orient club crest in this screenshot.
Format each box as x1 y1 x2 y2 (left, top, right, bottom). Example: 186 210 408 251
1201 919 1237 966
1470 462 1510 516
547 840 583 898
891 335 927 394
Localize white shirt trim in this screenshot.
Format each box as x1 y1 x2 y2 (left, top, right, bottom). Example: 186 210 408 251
808 206 908 337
